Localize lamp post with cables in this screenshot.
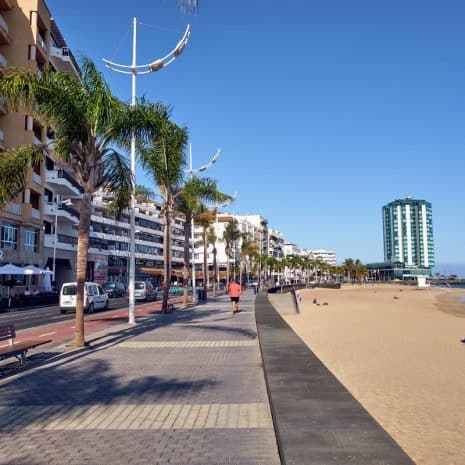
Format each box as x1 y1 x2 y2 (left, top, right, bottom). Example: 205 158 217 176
212 192 236 294
103 18 190 324
187 143 221 303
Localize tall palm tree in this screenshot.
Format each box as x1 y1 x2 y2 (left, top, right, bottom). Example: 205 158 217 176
240 239 259 286
175 177 223 306
223 219 242 287
0 59 166 347
139 118 188 312
194 205 216 296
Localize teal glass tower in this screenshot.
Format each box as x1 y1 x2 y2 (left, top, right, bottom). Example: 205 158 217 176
382 197 434 269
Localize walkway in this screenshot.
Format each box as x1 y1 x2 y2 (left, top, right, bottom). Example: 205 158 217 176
0 291 280 465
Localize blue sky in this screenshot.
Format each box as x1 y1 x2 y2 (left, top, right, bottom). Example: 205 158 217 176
46 0 465 271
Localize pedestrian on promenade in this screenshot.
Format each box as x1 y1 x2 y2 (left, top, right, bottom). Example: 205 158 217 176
229 279 242 314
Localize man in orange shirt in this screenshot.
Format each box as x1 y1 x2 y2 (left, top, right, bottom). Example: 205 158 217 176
228 279 242 314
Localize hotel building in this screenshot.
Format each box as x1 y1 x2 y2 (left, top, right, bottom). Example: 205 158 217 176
382 196 434 270
0 0 80 275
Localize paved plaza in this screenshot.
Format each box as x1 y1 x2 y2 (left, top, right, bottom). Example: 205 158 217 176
0 291 280 465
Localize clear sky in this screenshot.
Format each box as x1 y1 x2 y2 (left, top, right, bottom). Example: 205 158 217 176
46 0 465 271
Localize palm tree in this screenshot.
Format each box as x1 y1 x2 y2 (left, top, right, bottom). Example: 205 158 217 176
0 59 166 347
342 258 355 283
175 177 226 306
194 205 216 296
223 220 242 287
139 118 188 312
240 239 259 286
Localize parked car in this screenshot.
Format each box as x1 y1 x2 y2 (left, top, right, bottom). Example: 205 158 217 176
60 282 109 314
133 281 157 301
103 282 126 298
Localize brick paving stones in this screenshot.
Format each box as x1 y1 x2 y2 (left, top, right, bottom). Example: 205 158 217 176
0 291 280 465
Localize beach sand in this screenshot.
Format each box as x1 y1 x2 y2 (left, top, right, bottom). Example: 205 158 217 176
270 284 465 465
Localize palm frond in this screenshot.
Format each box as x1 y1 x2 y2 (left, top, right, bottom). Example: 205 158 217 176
112 100 170 151
0 144 46 207
178 0 198 14
102 149 132 218
139 120 187 193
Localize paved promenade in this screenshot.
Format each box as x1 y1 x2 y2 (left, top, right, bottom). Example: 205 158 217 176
0 291 280 465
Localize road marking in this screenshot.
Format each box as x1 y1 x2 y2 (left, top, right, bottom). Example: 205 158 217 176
39 332 56 338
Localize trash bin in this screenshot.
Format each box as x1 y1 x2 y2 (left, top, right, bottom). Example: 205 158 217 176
197 289 206 302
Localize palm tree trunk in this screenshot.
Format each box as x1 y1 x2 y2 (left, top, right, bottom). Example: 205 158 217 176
162 207 171 313
182 213 192 308
212 246 217 296
203 228 208 296
74 192 92 347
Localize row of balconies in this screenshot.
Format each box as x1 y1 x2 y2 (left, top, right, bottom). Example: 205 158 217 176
42 233 183 262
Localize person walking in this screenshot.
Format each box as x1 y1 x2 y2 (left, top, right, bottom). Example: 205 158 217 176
229 279 242 314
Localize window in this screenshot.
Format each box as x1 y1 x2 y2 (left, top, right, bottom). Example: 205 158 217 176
24 227 39 253
1 223 18 250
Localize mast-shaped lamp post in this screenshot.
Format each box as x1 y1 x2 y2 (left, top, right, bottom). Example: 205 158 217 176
103 19 190 324
187 144 221 303
212 192 236 293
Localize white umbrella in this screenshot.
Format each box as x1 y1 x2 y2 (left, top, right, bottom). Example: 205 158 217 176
22 265 44 275
0 264 24 303
0 264 24 274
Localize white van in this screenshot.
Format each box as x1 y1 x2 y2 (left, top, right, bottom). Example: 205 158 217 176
60 282 109 314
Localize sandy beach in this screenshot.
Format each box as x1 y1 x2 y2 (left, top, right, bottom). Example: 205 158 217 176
271 284 465 465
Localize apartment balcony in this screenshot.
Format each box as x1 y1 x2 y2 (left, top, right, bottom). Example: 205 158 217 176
44 201 79 224
44 233 78 252
45 168 83 197
4 202 21 216
32 172 41 185
0 14 10 45
36 32 48 53
31 207 41 220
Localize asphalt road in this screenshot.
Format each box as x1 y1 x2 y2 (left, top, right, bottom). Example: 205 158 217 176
0 297 145 331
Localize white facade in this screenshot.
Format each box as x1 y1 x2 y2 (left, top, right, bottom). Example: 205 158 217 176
282 243 301 256
311 249 337 266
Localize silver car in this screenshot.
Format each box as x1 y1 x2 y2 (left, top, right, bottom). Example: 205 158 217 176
134 281 157 301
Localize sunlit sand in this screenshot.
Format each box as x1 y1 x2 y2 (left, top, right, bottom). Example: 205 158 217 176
269 284 465 465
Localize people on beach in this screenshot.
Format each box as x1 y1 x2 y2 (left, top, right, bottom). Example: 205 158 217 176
229 279 242 314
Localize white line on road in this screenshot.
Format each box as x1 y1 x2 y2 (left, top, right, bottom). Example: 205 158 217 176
39 332 56 338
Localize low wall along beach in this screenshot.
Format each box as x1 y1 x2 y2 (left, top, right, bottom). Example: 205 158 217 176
268 284 465 465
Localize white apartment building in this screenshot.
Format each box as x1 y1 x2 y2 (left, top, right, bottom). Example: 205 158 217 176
44 190 186 288
193 213 269 283
311 249 337 266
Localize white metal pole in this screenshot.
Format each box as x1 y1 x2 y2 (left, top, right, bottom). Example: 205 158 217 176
190 142 196 303
128 17 137 325
52 193 59 283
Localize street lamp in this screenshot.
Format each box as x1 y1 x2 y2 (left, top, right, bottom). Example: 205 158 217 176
187 143 221 302
212 192 236 293
103 19 190 324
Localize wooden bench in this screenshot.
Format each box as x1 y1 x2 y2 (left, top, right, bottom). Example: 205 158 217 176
0 324 52 366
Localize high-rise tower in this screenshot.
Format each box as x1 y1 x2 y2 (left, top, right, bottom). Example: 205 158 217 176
382 196 434 269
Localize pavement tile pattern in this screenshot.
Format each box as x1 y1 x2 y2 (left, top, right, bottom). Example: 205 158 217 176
0 292 280 465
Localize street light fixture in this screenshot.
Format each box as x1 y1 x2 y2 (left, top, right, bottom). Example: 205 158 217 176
187 143 221 302
103 19 190 325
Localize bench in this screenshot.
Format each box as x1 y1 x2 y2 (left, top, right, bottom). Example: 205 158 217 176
0 324 52 366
